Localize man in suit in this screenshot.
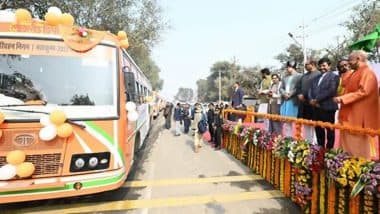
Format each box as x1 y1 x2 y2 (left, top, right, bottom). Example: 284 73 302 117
309 58 339 149
230 82 244 121
296 60 320 142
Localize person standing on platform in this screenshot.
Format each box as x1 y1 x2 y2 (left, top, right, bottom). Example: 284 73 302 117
309 58 339 149
268 73 282 136
296 60 320 143
334 51 380 160
280 61 302 137
258 68 272 131
230 82 244 121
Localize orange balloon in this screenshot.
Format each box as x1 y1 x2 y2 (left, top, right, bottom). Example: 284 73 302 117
60 13 74 26
0 130 2 139
0 112 4 124
120 39 129 49
57 123 73 138
16 162 35 178
15 9 32 24
49 110 67 125
6 150 26 165
117 31 127 40
44 12 60 26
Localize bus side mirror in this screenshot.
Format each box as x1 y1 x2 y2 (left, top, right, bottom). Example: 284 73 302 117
123 68 137 102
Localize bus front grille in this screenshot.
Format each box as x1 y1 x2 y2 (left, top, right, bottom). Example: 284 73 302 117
0 153 61 178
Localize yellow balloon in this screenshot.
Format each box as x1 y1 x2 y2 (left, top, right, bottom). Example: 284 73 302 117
0 112 4 124
16 162 35 178
6 150 26 165
44 12 60 26
49 110 67 125
117 31 127 40
57 123 73 138
120 39 129 49
15 9 32 24
60 13 74 26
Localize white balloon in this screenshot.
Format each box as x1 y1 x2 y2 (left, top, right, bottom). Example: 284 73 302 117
39 125 57 141
0 10 15 23
0 164 17 180
47 7 62 16
39 115 52 127
127 110 139 122
126 102 136 112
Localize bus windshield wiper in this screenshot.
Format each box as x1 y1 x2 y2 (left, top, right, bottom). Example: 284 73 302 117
0 103 47 107
0 108 86 129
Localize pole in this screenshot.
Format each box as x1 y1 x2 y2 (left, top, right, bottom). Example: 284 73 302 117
302 21 307 74
219 69 221 104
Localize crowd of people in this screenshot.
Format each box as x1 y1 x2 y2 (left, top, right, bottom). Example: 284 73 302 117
162 101 227 153
258 50 379 160
161 50 379 160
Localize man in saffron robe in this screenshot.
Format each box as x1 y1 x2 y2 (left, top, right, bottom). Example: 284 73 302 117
334 51 380 160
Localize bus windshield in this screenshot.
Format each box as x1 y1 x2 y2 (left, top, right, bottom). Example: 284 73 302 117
0 38 118 120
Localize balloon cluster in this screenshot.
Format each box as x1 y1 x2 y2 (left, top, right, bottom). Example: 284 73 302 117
126 102 138 122
117 31 129 49
39 110 73 141
44 7 74 26
0 150 35 180
0 7 74 26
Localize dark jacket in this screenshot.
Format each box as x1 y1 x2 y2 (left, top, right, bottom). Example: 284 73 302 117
231 87 244 108
173 107 182 121
309 71 339 111
207 109 215 125
214 114 223 128
163 104 172 118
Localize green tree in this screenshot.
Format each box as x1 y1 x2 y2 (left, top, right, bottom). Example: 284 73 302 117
344 0 380 60
196 61 264 102
2 0 166 90
196 79 208 102
275 44 322 70
174 87 194 102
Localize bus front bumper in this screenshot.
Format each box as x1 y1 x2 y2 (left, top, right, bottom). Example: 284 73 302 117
0 167 126 204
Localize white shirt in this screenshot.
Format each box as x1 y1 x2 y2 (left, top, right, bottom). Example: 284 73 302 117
317 72 328 86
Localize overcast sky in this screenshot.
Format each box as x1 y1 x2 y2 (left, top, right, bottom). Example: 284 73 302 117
152 0 362 101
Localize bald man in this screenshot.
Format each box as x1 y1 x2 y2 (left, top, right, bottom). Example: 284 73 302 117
334 50 380 160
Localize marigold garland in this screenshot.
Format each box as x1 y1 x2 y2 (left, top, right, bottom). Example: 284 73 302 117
221 120 380 213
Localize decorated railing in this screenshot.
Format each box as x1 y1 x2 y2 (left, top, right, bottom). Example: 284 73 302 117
221 108 380 214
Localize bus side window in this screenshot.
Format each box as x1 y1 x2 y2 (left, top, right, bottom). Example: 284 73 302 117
123 67 137 102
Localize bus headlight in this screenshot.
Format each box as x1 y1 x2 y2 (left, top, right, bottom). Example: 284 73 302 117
74 158 85 169
88 157 98 168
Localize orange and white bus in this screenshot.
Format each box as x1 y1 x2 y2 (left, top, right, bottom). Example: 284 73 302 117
122 50 153 153
0 9 150 203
